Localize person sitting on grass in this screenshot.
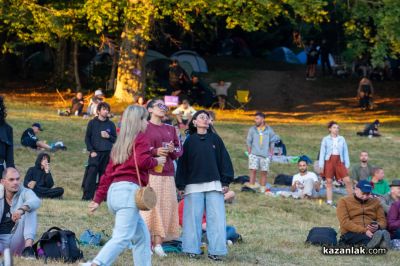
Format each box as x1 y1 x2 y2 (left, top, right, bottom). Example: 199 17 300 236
337 180 390 248
20 123 66 151
367 167 390 197
380 180 400 215
172 99 196 129
387 197 400 239
290 159 320 199
350 151 374 184
58 91 85 116
0 167 41 258
357 120 381 137
23 153 64 199
87 90 104 117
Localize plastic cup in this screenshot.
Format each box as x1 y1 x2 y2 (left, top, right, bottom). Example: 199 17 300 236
154 164 164 173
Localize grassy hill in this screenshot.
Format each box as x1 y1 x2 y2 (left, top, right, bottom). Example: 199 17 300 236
4 100 400 265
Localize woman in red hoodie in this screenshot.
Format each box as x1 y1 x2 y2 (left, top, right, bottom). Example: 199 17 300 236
81 105 166 266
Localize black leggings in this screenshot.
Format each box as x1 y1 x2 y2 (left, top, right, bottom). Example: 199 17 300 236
36 187 64 199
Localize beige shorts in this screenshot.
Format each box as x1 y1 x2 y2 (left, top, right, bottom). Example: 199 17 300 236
248 154 270 172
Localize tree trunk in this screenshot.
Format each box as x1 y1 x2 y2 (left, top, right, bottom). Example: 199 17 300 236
113 27 148 102
113 0 154 102
107 50 118 92
73 41 82 91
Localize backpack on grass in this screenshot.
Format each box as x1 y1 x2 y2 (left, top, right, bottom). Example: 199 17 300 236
33 227 83 263
306 227 337 246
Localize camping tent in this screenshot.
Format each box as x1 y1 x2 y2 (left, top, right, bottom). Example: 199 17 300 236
171 50 208 73
267 47 300 64
296 51 336 67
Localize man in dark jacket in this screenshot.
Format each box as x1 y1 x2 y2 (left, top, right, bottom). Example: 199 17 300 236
0 96 14 177
58 91 85 116
81 102 116 200
23 153 64 199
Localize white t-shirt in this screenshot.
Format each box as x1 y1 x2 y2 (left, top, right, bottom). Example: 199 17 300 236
292 172 318 189
185 181 222 195
172 105 196 120
210 82 232 96
332 137 339 155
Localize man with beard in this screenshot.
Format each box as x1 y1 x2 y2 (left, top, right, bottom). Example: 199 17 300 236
290 159 320 199
380 180 400 214
350 151 373 183
245 112 276 193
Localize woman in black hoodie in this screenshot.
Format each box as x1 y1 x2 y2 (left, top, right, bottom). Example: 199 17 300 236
24 153 64 198
176 110 234 261
0 96 14 177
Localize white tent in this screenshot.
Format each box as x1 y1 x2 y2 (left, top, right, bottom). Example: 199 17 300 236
171 50 208 73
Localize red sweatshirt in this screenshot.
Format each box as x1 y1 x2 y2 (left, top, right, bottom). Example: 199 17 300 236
93 133 158 204
145 122 183 176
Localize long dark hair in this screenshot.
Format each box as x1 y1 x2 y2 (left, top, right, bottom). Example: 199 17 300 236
0 96 7 125
187 110 210 135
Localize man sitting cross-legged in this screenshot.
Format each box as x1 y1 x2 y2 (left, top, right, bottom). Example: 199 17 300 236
290 159 320 199
337 180 391 249
0 167 41 258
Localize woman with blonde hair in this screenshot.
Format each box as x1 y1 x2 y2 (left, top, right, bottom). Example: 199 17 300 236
142 98 183 257
80 105 166 266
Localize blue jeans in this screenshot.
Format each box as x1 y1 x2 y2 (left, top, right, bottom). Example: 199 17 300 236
393 228 400 239
182 191 227 256
92 182 151 266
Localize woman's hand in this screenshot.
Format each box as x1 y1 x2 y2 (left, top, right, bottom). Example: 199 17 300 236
167 142 175 153
222 186 229 194
88 201 99 214
156 147 169 157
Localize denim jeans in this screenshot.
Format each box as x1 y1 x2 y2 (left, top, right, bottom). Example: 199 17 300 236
182 191 227 256
393 228 400 239
92 182 151 266
0 209 37 255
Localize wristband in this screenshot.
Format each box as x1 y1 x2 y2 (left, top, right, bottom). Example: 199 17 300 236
17 208 26 215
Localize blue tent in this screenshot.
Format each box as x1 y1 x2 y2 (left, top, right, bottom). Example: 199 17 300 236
297 51 336 66
267 47 300 64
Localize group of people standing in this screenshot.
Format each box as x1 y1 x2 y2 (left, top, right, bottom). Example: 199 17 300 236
80 98 234 266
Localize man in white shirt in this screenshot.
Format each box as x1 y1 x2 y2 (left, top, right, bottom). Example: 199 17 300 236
172 99 196 128
290 159 320 199
210 80 231 110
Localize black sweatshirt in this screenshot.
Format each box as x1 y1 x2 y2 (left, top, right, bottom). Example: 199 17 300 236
23 153 54 195
175 132 234 190
85 117 116 152
0 123 14 168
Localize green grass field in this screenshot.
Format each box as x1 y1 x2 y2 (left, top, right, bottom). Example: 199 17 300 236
6 101 400 265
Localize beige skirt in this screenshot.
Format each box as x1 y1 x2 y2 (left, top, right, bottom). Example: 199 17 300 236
140 174 180 240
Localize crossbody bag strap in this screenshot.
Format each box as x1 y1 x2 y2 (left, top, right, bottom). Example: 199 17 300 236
132 141 143 187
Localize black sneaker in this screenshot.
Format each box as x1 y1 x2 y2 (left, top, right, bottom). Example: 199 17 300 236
208 254 224 261
186 253 201 259
21 246 36 259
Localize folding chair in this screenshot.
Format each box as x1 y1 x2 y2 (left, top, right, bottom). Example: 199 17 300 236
235 90 251 109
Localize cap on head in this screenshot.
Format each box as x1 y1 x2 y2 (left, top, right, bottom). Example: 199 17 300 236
95 90 103 97
356 180 373 193
390 180 400 187
32 122 43 131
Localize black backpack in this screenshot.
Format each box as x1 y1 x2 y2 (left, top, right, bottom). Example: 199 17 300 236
274 174 293 186
33 227 83 263
306 227 337 246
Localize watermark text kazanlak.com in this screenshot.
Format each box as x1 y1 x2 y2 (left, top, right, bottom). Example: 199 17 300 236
322 246 387 255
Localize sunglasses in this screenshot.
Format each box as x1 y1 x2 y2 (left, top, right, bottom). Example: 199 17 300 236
196 115 210 121
156 103 169 111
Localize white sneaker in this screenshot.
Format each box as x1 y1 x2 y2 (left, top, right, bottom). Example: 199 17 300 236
153 244 167 257
79 263 92 266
